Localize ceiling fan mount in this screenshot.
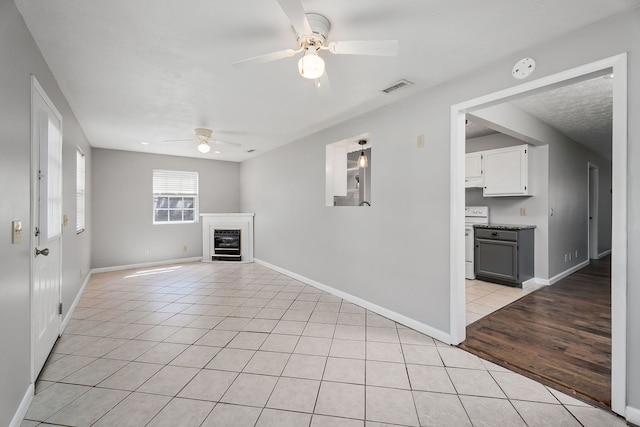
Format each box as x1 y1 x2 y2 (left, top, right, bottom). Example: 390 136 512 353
296 13 330 48
194 127 213 142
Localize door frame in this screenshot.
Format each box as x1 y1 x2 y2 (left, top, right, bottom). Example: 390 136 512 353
588 162 600 259
449 54 627 415
30 75 63 382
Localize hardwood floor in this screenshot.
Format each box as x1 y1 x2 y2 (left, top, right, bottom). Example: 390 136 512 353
460 256 611 408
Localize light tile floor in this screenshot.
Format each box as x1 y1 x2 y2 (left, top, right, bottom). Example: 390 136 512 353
465 279 544 325
22 262 625 426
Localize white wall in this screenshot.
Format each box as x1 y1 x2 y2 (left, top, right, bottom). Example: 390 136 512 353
241 8 640 413
91 148 240 268
0 0 93 424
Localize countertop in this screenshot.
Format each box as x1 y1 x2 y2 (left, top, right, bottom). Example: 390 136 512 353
473 223 536 230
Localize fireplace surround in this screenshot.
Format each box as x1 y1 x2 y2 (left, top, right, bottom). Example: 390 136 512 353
200 213 254 262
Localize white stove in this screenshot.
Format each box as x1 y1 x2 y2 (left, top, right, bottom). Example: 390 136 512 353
465 206 489 279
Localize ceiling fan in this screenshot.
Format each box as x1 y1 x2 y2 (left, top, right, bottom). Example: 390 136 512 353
233 0 399 88
162 128 241 154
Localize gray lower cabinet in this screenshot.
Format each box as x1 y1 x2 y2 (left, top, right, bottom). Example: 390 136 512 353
474 227 534 287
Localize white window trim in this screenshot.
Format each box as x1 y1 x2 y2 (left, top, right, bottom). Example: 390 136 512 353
76 147 85 234
152 169 199 225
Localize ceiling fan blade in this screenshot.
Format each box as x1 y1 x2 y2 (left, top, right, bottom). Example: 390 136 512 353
160 138 195 143
276 0 312 35
327 40 399 56
212 140 241 148
315 72 332 96
233 48 299 67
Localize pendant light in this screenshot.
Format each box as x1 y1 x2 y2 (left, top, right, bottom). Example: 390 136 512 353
357 140 368 168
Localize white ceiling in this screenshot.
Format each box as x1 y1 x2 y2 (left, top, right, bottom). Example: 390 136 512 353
15 0 637 162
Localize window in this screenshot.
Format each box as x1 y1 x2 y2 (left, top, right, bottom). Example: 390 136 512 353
76 148 86 233
152 169 198 224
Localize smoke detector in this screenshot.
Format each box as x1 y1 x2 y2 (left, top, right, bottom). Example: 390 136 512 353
512 58 536 80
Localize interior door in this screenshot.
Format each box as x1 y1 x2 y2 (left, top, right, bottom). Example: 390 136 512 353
31 77 63 379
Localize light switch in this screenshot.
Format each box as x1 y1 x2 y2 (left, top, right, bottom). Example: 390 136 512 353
12 220 22 244
63 214 69 227
417 135 425 149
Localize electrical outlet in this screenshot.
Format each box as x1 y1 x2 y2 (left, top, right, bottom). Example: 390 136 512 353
417 135 425 149
575 250 578 259
183 245 188 252
520 207 527 216
144 249 150 255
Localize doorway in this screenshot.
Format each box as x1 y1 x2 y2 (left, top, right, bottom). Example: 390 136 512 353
449 54 628 415
589 163 600 260
30 76 63 381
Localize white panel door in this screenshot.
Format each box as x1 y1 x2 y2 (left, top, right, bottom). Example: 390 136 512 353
31 77 63 379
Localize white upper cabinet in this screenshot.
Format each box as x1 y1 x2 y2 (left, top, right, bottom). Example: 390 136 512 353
465 152 483 188
482 144 530 197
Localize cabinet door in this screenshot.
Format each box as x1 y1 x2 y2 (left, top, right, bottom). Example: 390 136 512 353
475 239 518 283
465 152 483 187
483 145 529 196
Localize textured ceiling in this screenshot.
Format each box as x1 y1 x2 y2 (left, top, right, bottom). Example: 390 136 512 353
512 76 613 160
14 0 636 161
466 75 613 160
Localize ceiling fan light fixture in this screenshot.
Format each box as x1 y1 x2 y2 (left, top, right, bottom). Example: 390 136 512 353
197 141 211 153
298 49 325 79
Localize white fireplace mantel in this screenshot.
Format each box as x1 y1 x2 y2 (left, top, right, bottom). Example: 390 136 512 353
200 213 254 262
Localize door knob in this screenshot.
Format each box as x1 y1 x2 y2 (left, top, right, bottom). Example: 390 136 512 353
35 247 50 256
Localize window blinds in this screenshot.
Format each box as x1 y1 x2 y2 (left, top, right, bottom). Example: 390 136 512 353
152 169 198 195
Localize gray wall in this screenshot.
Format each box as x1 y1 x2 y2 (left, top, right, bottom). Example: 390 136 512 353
91 148 240 268
466 134 550 279
0 0 92 424
240 8 640 411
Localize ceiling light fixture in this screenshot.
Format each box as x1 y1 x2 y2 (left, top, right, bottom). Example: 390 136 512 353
197 141 211 153
298 48 325 79
357 140 368 168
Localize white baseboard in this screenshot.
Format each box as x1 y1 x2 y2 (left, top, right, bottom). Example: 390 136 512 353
61 271 93 333
91 256 202 274
522 277 549 287
9 382 34 427
597 249 611 259
254 258 451 344
626 405 640 425
547 260 590 286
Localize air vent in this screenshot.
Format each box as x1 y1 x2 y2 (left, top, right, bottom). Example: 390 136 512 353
247 149 256 153
382 79 413 94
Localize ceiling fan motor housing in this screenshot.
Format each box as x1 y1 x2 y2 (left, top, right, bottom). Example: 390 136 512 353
297 13 331 49
194 127 213 141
